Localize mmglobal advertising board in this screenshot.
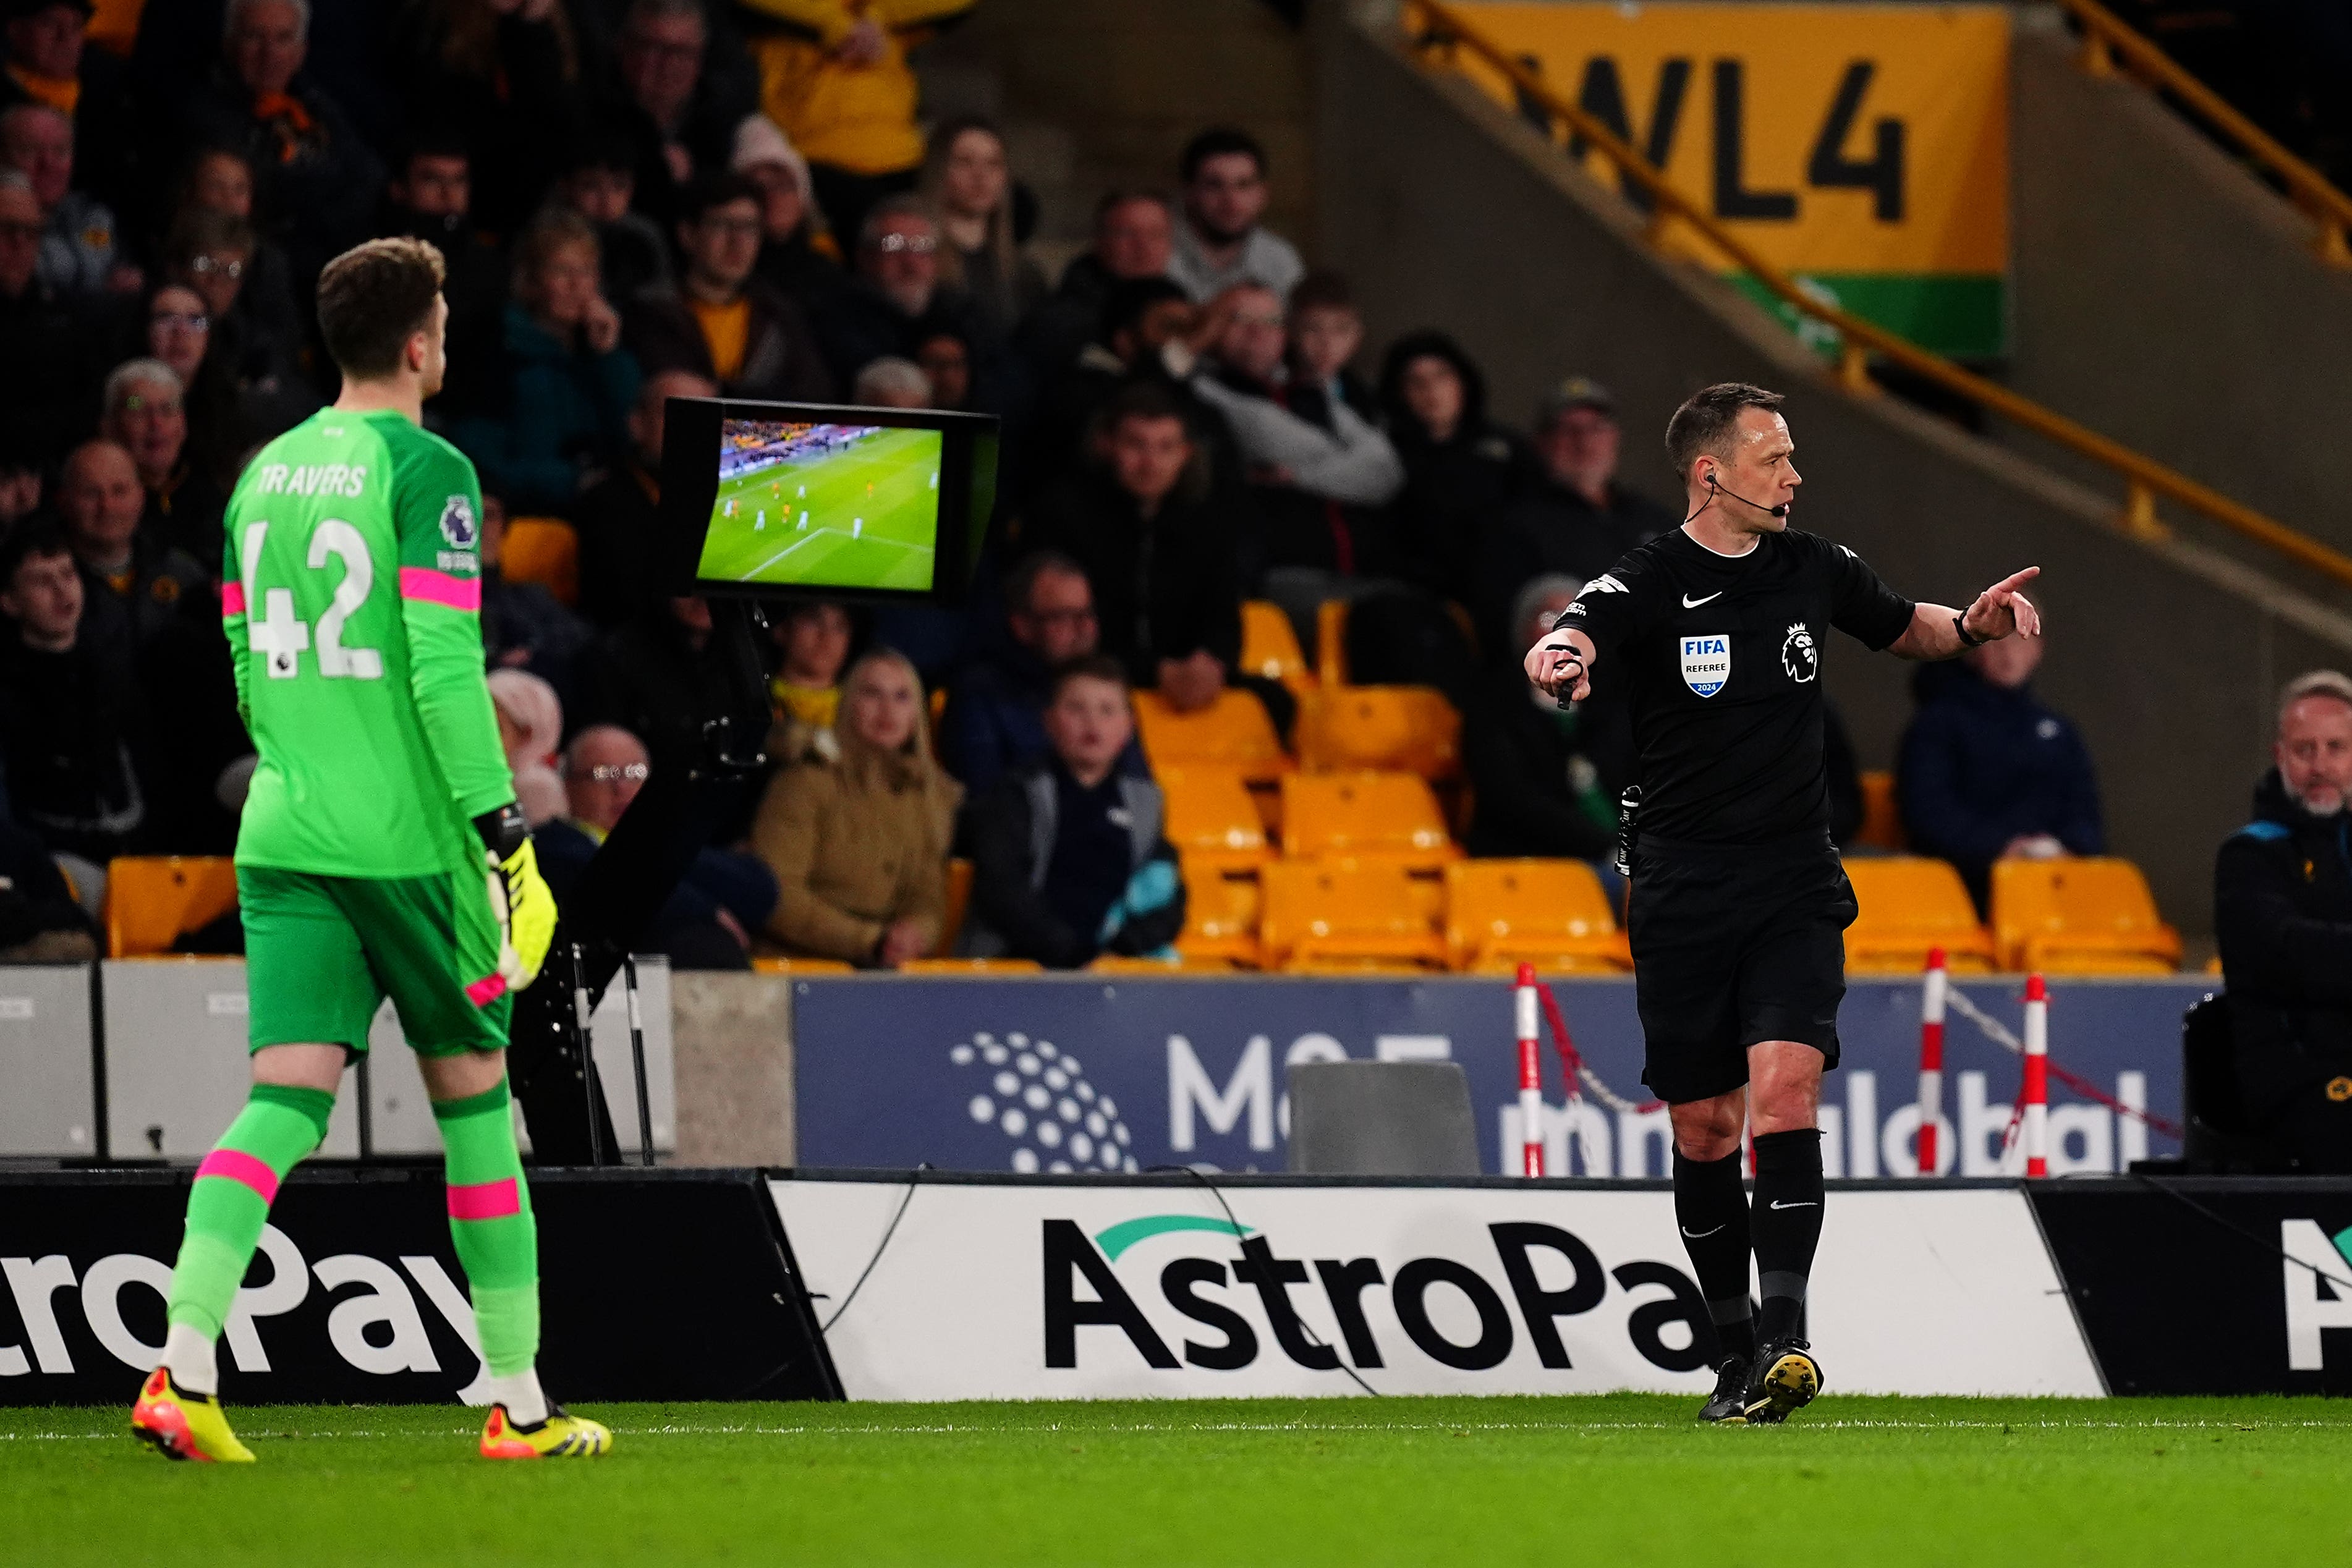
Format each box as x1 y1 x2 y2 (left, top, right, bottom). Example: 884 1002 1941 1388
791 975 2201 1179
769 1173 2103 1400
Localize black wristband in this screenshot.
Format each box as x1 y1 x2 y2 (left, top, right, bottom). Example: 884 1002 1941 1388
472 802 529 858
1953 614 1989 650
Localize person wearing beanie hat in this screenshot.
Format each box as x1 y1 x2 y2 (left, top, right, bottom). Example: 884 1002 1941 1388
731 112 844 305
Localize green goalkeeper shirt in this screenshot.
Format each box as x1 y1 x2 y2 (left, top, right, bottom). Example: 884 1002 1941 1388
221 407 514 879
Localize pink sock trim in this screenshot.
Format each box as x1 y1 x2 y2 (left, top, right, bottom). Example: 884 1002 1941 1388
465 973 507 1006
195 1147 279 1205
447 1177 521 1221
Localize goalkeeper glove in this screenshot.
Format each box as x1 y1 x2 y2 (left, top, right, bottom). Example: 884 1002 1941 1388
474 802 556 992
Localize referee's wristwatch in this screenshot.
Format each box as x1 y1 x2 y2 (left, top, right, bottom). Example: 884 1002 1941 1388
1953 613 1989 648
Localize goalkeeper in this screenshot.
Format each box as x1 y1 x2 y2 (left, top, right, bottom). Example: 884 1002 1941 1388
132 237 606 1464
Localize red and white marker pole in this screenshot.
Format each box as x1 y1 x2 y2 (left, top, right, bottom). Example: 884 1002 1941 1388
2023 973 2050 1178
1516 963 1544 1178
1916 947 1947 1178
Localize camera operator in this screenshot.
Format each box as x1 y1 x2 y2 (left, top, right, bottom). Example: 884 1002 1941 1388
2216 670 2352 1172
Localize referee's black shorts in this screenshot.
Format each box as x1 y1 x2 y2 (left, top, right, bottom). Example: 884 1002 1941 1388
1625 829 1857 1105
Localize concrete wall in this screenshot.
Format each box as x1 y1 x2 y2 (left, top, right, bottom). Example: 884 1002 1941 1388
1310 2 2352 933
2005 15 2352 566
915 0 1315 267
672 972 795 1166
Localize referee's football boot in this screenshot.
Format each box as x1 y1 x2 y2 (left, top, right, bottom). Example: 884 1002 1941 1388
130 1367 255 1463
1697 1354 1751 1423
1740 1337 1824 1425
480 1402 614 1459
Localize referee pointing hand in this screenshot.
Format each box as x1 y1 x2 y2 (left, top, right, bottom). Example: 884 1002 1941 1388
1522 383 2040 1426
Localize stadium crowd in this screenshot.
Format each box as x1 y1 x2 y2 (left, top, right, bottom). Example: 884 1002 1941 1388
0 0 2118 973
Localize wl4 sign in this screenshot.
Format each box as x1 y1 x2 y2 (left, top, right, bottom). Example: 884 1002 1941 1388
1458 2 2011 355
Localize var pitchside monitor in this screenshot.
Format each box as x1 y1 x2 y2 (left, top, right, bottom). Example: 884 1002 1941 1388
658 398 998 604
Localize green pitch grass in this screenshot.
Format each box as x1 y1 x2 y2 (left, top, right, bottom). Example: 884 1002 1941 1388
9 1396 2351 1566
700 427 941 592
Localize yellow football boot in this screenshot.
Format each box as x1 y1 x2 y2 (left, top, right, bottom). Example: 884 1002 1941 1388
479 1403 613 1459
131 1367 255 1463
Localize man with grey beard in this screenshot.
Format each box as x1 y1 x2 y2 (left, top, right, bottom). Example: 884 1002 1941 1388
2217 670 2352 1172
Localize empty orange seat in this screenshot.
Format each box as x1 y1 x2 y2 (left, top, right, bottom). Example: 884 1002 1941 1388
1089 952 1232 974
1279 771 1458 867
1174 852 1267 968
898 957 1045 974
1158 766 1269 858
1260 858 1447 972
1444 859 1629 973
1296 687 1462 780
501 516 579 606
1841 856 1998 975
1854 770 1904 851
1239 600 1313 693
1316 600 1349 685
106 856 240 959
1992 857 2181 975
1133 690 1290 783
751 955 856 975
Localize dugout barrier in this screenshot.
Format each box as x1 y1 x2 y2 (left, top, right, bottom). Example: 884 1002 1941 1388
0 959 676 1163
6 967 2198 1177
8 1162 2351 1403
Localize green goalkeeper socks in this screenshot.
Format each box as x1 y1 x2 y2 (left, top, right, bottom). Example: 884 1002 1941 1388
166 1083 336 1339
433 1079 540 1378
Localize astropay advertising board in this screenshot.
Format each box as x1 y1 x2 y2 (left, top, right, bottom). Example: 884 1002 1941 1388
770 1174 2102 1400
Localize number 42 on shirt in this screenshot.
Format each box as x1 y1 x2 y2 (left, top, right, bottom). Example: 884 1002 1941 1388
238 519 384 681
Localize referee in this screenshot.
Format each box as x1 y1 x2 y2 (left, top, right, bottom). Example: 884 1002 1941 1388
1523 383 2040 1424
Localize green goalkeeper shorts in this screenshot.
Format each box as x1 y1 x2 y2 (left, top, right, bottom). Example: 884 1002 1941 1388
237 865 512 1057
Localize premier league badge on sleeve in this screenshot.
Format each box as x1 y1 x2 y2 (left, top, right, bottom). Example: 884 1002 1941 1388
1679 634 1730 697
439 494 478 549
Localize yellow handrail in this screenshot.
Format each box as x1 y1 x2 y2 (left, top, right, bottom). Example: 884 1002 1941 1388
1399 0 2352 592
2057 0 2352 269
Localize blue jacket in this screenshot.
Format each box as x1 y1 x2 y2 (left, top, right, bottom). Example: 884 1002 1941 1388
1898 661 2104 905
938 642 1148 797
452 304 640 512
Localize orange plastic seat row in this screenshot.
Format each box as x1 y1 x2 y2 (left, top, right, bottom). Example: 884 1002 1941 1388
1854 769 1905 852
1990 857 2181 975
500 517 579 606
1278 771 1458 865
1179 855 1629 975
1294 687 1461 780
106 856 240 959
1238 600 1313 693
1841 857 1998 975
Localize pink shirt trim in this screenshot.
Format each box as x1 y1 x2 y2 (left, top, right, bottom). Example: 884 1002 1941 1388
219 582 247 616
397 566 481 612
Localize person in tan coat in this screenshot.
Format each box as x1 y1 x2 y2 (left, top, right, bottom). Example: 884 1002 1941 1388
753 646 959 965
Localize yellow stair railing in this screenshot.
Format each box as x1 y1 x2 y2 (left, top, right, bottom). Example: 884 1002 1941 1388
1399 0 2352 593
2058 0 2352 269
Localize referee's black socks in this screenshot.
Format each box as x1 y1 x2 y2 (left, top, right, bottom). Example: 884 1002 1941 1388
1749 1129 1825 1345
1670 1147 1756 1365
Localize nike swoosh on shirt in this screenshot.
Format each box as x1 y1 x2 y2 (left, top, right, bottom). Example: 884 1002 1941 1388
1767 1200 1819 1211
1681 591 1724 608
1679 1224 1725 1238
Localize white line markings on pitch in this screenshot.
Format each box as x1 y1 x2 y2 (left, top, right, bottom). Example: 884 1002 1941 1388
9 1417 2348 1443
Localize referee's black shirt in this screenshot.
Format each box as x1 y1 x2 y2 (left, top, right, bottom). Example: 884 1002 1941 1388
1553 527 1913 845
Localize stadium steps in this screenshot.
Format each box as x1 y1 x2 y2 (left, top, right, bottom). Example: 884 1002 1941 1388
2002 13 2352 572
1305 1 2352 936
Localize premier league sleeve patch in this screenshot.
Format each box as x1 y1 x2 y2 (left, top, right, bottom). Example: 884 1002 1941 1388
439 494 478 549
1679 634 1730 697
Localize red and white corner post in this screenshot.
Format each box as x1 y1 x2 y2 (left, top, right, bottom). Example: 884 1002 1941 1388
1516 962 1543 1177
